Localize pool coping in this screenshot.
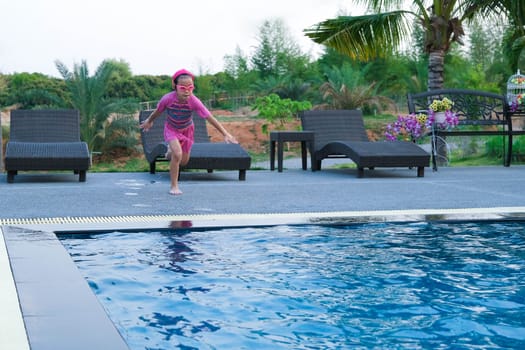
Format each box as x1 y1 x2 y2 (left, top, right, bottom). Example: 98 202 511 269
3 207 525 350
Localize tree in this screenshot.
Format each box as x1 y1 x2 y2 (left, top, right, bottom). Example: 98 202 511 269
55 59 138 153
2 73 66 109
105 59 143 99
132 75 171 103
250 74 313 101
224 46 250 79
319 63 396 112
251 19 308 78
304 0 518 91
498 0 525 72
222 47 259 100
469 21 497 70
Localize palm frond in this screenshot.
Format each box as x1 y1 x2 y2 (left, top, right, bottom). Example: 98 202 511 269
512 35 525 58
460 0 511 23
54 60 72 80
319 78 396 112
352 0 410 14
304 11 412 61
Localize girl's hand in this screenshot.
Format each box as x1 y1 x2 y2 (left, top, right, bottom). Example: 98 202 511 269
224 133 238 144
140 119 153 132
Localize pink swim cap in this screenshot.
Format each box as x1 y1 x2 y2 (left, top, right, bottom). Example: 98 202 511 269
172 69 194 82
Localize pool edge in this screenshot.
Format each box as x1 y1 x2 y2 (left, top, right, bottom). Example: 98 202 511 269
4 206 525 233
0 227 30 350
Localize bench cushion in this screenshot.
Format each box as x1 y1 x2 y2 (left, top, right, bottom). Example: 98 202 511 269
186 143 251 170
5 142 91 171
340 141 430 168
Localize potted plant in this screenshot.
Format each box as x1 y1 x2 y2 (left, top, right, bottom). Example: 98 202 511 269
429 97 454 125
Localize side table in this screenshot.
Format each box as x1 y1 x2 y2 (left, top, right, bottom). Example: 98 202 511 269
270 131 314 172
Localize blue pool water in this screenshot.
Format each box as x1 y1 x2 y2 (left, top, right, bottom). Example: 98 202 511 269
59 221 525 349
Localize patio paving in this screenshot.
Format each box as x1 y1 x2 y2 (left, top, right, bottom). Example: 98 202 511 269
1 162 525 221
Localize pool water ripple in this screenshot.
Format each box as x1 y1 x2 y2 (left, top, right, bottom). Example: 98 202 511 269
60 221 525 349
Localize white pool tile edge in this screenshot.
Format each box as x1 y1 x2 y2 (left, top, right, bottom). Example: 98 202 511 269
0 227 30 350
4 206 525 231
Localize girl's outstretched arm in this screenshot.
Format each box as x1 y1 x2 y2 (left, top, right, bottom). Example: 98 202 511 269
140 109 162 132
206 115 238 143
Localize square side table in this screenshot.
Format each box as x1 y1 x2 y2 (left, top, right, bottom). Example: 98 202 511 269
269 131 314 172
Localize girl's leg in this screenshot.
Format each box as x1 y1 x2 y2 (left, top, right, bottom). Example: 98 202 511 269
166 147 190 164
180 152 190 167
168 139 184 195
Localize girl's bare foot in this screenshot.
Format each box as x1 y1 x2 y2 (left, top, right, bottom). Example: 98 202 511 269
169 187 183 195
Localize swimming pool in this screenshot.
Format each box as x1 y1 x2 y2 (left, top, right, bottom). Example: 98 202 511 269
59 221 525 349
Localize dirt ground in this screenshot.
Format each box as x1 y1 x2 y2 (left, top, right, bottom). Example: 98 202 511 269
208 121 301 155
208 119 268 154
205 108 299 154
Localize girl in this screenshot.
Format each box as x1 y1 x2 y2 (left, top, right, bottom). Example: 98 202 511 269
140 69 238 195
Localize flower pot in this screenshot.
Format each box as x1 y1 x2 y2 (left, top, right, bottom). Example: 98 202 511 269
435 112 446 124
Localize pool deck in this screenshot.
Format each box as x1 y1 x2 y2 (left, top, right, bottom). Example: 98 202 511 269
2 161 525 221
2 161 525 349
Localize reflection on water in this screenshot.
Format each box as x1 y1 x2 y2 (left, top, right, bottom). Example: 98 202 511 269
60 221 525 350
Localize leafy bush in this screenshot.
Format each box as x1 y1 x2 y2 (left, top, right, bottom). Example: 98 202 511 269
251 93 312 134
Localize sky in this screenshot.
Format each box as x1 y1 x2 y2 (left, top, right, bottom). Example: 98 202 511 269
0 0 358 78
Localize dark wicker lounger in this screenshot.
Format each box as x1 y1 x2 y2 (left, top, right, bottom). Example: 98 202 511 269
300 109 430 177
139 110 251 180
5 109 91 183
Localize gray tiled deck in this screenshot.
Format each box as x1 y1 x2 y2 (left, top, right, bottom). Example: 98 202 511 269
2 163 525 220
2 162 525 349
0 164 525 219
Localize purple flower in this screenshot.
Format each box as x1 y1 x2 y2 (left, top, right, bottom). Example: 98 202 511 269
385 113 431 141
510 100 521 113
385 111 458 141
429 110 459 130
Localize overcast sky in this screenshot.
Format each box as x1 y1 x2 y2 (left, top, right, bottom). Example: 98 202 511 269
0 0 360 78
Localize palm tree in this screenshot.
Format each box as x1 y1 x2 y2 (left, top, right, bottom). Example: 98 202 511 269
500 0 525 71
319 64 397 112
304 0 523 91
55 59 138 153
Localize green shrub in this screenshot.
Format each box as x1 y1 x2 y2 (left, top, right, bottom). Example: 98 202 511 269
251 93 312 134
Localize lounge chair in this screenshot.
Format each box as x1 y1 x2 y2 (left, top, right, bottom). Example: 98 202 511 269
5 109 91 183
139 110 251 180
300 109 430 177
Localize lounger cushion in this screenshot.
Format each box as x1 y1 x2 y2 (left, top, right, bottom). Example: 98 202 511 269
5 142 91 170
321 141 430 168
187 143 252 170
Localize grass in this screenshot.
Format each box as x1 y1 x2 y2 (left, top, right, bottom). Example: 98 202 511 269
90 151 268 172
91 157 151 173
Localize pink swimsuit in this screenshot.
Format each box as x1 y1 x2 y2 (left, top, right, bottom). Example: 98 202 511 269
156 92 211 152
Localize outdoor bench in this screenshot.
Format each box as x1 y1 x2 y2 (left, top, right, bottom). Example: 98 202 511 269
407 89 511 167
